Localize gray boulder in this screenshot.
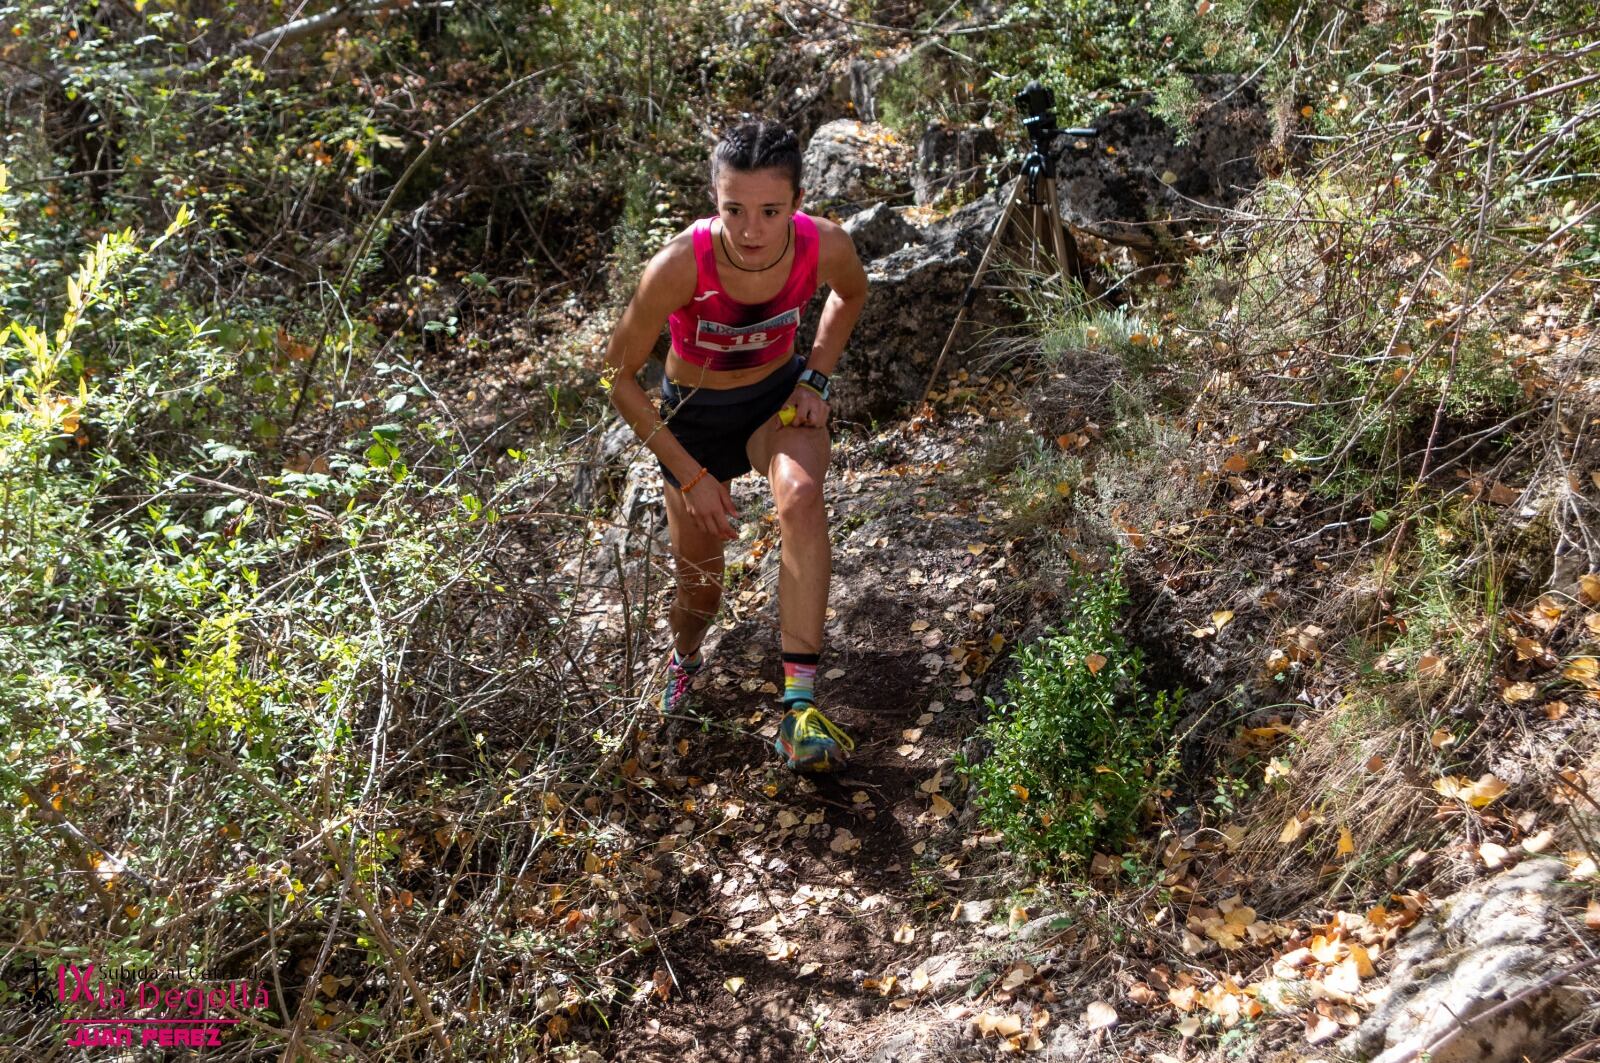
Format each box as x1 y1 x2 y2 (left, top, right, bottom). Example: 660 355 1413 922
799 189 1011 423
914 123 1001 206
1344 857 1587 1063
802 119 914 213
842 202 921 261
1049 74 1275 254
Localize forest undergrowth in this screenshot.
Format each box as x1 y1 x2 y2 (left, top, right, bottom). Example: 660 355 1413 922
2 0 1598 1059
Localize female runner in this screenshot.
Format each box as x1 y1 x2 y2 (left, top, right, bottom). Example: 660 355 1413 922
603 120 868 771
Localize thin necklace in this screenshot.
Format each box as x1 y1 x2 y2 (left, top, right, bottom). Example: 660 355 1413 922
717 219 791 273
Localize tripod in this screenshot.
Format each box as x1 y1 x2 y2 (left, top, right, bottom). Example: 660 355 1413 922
920 93 1098 405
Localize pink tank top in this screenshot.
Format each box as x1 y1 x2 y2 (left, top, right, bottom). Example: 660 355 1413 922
667 211 820 371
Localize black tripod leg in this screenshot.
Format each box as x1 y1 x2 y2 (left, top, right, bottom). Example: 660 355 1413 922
919 177 1026 406
1046 175 1085 291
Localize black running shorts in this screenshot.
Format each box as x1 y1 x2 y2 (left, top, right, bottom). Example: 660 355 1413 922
658 355 804 487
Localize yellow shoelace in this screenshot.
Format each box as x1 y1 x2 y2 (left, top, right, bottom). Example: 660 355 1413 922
793 705 855 752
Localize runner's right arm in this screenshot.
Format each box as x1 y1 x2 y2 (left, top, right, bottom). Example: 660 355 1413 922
603 239 740 540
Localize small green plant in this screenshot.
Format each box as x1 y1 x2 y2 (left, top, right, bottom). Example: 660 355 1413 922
959 555 1181 870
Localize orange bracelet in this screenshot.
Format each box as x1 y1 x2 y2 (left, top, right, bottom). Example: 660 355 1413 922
680 466 710 493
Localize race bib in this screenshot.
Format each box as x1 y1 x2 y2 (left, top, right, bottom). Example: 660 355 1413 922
694 308 799 352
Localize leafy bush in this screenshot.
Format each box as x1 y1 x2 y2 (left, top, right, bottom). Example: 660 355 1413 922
961 556 1180 870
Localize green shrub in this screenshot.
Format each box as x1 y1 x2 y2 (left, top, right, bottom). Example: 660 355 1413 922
960 556 1180 870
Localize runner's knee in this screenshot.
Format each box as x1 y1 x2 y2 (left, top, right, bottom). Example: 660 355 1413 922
774 473 822 522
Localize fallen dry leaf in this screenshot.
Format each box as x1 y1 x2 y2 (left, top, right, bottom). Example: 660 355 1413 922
1563 656 1599 682
1479 841 1511 868
1305 1009 1341 1045
1433 773 1508 807
830 829 861 853
1084 1000 1118 1031
1001 962 1035 992
1417 652 1447 678
1502 681 1540 702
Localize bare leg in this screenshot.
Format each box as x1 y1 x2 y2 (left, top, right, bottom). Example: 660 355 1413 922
661 482 728 655
747 417 831 656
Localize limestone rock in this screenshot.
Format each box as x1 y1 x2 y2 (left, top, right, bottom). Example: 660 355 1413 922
914 123 1001 206
795 189 1009 422
842 202 921 262
802 119 914 213
1344 858 1586 1063
1049 74 1275 254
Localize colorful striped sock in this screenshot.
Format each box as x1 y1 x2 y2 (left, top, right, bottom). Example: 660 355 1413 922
782 652 820 707
673 647 703 672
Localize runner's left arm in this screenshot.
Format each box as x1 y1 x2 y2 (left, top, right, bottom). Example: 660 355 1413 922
806 221 868 379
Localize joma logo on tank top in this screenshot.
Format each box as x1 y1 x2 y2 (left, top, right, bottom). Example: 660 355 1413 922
694 308 801 353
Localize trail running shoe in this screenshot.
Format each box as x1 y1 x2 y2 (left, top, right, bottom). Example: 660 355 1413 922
658 653 700 713
774 703 855 773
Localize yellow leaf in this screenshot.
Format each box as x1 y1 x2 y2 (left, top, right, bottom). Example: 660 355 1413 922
1502 681 1539 702
1011 784 1030 803
1212 609 1235 629
1280 814 1307 844
1562 656 1598 681
928 794 955 819
1433 773 1508 807
1337 825 1354 857
1580 573 1600 603
724 977 745 995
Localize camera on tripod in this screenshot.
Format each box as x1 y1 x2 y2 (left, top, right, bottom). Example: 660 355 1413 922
920 80 1102 404
1014 81 1061 149
1013 81 1099 177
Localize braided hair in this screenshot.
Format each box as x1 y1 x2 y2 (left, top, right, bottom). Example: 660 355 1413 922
710 120 803 198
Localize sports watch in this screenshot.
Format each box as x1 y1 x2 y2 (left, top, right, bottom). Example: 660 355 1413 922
797 367 831 402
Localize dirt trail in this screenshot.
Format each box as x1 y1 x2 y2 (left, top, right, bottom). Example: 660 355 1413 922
607 400 1034 1061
